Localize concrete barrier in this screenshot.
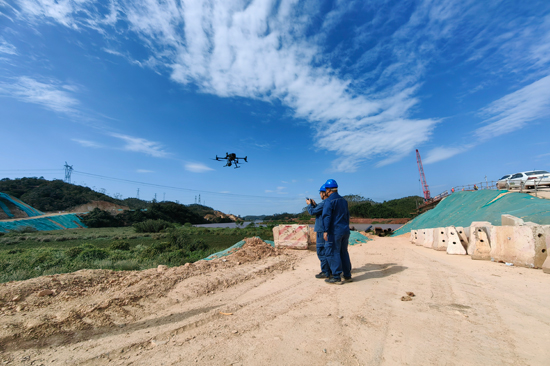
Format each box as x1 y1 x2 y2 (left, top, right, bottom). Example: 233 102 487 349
468 222 493 260
415 230 426 246
421 228 434 248
543 233 550 274
308 226 316 245
455 226 471 253
273 225 309 250
490 225 549 268
411 230 418 244
432 228 447 251
501 214 525 226
446 226 467 255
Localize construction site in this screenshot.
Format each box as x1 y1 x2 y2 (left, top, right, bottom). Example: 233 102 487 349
1 162 550 365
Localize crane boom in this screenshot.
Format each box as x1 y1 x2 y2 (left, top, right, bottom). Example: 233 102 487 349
416 149 431 201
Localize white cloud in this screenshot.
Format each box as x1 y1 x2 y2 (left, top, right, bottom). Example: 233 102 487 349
72 138 102 148
9 0 444 171
476 75 550 139
184 163 214 173
423 146 465 165
0 76 80 114
0 38 17 55
110 133 168 157
10 0 550 170
136 169 154 173
265 186 287 195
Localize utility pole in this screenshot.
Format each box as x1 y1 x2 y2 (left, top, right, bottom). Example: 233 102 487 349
163 192 165 202
154 193 157 202
64 162 73 183
137 188 140 199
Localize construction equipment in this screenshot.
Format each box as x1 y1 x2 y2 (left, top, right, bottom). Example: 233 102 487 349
416 149 431 201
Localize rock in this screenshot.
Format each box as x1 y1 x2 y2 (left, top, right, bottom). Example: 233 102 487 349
157 265 168 273
16 305 24 312
37 289 54 297
12 295 21 302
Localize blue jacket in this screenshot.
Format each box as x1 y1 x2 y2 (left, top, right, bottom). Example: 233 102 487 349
322 192 350 237
307 200 325 232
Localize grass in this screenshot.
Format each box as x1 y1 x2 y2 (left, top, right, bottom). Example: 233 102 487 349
0 225 274 283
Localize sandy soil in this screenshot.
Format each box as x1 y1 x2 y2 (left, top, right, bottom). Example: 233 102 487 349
1 235 549 365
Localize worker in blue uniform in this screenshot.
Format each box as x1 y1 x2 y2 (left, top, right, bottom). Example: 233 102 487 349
306 184 331 279
321 179 351 284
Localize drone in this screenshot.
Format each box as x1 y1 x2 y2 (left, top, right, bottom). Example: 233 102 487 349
213 152 248 168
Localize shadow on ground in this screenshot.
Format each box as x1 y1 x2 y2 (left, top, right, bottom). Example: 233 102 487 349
350 263 407 282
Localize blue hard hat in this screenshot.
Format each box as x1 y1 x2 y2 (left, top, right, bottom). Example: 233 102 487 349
319 184 326 192
324 179 338 188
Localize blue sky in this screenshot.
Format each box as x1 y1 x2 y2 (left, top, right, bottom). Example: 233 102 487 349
1 0 549 216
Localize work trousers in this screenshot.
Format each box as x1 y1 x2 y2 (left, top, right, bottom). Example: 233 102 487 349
326 233 351 279
316 232 331 275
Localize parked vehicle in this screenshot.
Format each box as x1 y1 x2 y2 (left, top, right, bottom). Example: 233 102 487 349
507 170 550 189
496 174 512 189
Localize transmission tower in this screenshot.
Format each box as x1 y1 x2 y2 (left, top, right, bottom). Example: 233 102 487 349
415 149 431 201
137 188 140 199
64 162 73 183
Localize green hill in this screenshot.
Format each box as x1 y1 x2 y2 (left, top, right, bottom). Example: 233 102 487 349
0 177 231 225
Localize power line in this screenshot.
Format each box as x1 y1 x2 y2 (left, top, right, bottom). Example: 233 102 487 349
72 170 299 201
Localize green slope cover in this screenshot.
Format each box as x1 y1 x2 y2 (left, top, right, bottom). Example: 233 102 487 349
392 190 550 236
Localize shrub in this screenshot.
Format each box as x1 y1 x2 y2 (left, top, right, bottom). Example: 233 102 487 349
140 242 171 260
110 241 130 251
189 238 208 252
78 248 109 261
133 219 174 233
66 247 84 259
10 226 38 233
167 229 192 250
80 208 122 228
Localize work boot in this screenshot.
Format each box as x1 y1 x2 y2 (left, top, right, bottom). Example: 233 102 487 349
343 277 353 283
325 277 342 285
315 272 330 279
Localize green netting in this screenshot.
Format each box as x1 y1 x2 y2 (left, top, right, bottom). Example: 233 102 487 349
392 190 550 236
0 214 87 233
0 199 14 218
203 237 275 261
349 231 371 245
0 192 44 217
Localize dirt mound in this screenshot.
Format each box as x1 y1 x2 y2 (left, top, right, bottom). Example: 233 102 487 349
67 200 129 214
0 237 296 352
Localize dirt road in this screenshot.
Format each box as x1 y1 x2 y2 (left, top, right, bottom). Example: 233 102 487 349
1 235 549 365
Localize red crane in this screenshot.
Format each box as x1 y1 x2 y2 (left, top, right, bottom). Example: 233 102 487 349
416 149 431 201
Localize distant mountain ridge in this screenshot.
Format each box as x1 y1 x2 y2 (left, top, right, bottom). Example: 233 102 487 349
0 177 235 222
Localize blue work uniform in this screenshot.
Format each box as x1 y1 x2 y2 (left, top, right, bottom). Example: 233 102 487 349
307 200 330 276
321 192 351 279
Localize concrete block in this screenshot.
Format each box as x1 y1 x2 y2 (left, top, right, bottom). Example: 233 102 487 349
432 228 447 251
446 227 467 255
490 225 549 268
468 222 493 259
455 227 471 253
411 230 418 244
470 228 491 260
308 226 316 245
501 214 524 226
543 231 550 274
421 228 434 248
415 230 425 246
273 225 309 250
